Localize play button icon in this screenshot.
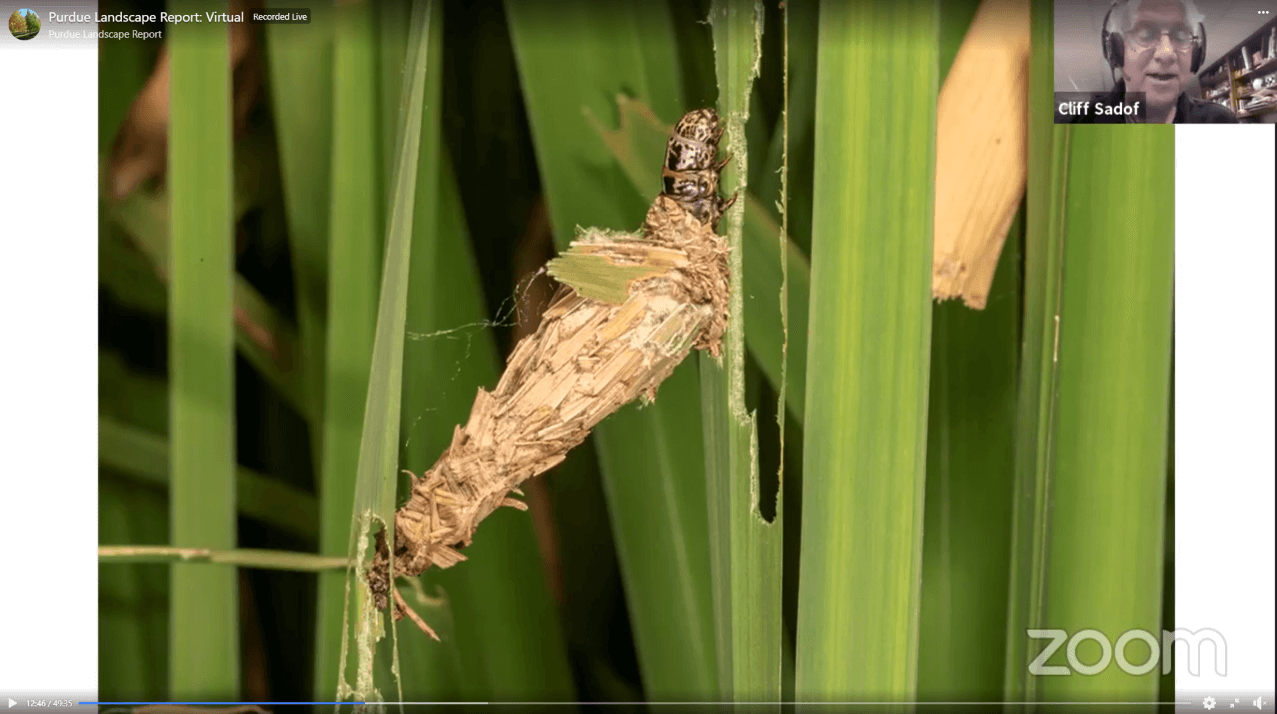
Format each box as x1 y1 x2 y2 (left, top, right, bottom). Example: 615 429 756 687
8 698 16 708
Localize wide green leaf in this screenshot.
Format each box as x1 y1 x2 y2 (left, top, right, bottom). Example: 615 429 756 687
917 214 1021 701
333 0 437 702
916 7 1020 701
314 0 385 696
1003 0 1068 704
166 0 238 698
700 0 783 705
1038 125 1172 705
264 0 335 458
795 0 938 702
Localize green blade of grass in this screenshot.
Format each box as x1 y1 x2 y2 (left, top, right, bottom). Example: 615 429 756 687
917 213 1022 701
699 0 783 705
794 0 937 702
1003 0 1067 704
263 0 335 453
99 417 318 541
377 4 410 187
939 0 983 80
916 5 1019 701
102 546 351 571
314 0 385 697
387 1 485 702
1038 125 1173 705
98 28 170 678
1159 396 1175 709
506 0 718 698
776 10 796 703
336 0 436 702
343 4 471 700
166 0 238 698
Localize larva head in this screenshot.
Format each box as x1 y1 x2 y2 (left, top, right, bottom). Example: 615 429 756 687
675 109 722 146
665 108 724 173
659 108 736 230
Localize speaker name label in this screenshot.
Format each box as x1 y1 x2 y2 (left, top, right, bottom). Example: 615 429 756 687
1053 92 1149 123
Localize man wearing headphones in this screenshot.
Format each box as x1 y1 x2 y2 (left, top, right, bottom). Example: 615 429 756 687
1075 0 1238 123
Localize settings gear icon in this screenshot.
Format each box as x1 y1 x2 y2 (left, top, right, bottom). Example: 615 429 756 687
1203 696 1217 710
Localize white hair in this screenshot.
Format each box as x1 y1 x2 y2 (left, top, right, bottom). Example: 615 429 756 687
1107 0 1206 34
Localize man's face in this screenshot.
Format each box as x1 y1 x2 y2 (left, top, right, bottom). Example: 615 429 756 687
1121 0 1195 110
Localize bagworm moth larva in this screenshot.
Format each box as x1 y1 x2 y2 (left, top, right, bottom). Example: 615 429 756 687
369 109 736 638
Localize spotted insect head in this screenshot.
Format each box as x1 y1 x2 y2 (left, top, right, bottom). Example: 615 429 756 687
665 109 724 172
660 108 737 230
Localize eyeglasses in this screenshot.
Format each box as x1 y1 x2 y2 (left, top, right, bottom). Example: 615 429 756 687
1126 24 1196 53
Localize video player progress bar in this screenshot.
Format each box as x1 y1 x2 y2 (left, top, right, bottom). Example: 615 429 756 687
78 702 1191 707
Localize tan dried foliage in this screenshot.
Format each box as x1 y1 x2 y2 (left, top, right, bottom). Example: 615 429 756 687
933 0 1029 309
369 196 730 632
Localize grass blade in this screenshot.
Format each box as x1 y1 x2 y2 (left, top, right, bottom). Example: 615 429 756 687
98 37 170 704
916 1 1020 701
699 0 783 705
1039 125 1173 705
166 0 238 698
506 1 718 697
917 213 1021 701
336 0 435 702
1003 0 1067 703
314 0 385 696
794 0 937 702
102 546 351 571
264 0 335 448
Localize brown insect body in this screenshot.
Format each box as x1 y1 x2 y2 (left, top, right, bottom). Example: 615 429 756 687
661 109 738 231
369 109 735 636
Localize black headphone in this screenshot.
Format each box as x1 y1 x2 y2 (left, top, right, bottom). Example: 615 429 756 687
1101 0 1207 74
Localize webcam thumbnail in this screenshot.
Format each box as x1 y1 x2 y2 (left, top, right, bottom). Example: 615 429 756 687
1055 0 1277 123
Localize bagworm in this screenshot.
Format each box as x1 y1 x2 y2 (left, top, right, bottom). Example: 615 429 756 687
369 109 736 638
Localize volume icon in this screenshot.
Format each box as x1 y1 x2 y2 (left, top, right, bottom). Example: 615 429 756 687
1254 696 1264 710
